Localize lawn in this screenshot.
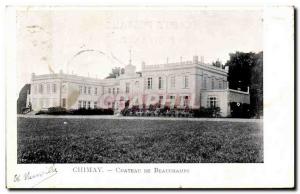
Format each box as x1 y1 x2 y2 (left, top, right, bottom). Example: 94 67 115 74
17 117 263 163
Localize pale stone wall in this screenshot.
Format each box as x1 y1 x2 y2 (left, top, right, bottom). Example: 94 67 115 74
201 89 250 117
142 65 197 108
200 90 229 117
30 72 105 111
228 89 250 103
30 75 61 110
65 82 103 110
27 56 246 114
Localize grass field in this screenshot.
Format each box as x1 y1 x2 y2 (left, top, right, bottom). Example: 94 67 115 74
17 117 263 163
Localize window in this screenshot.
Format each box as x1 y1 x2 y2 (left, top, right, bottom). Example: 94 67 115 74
62 84 66 93
78 100 82 109
184 96 189 107
126 83 130 93
39 84 43 94
62 98 66 108
108 88 111 94
184 76 189 88
87 101 91 109
171 76 175 88
113 88 115 94
170 96 176 107
52 84 56 93
47 84 50 94
117 88 119 94
219 80 222 89
83 101 86 108
45 99 49 107
84 86 87 94
207 97 218 108
94 101 97 109
79 86 82 94
94 87 98 95
203 76 207 89
135 81 139 87
158 77 163 89
147 78 152 89
159 96 164 106
212 78 215 89
88 87 91 94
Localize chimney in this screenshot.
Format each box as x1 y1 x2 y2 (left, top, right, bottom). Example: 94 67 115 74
141 61 145 70
225 66 229 72
193 56 199 64
200 56 204 64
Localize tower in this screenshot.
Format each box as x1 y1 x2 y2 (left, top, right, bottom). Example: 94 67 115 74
124 49 136 76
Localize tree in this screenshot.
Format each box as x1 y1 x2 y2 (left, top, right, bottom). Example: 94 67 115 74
225 51 263 117
225 52 257 91
17 84 31 114
106 67 124 79
212 60 222 68
250 51 263 117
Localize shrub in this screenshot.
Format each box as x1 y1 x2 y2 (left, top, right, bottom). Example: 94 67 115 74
35 107 67 115
70 108 114 115
193 107 221 118
35 110 47 115
120 107 130 116
48 107 67 115
36 107 114 115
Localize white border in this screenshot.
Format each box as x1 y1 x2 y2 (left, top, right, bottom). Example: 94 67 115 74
5 5 294 189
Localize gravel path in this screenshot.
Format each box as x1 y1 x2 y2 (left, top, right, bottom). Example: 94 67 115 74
17 114 263 123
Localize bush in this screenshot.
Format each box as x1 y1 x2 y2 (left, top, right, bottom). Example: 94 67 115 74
36 107 114 115
120 108 129 116
36 107 67 115
70 108 114 115
193 107 221 118
48 107 67 114
35 110 47 115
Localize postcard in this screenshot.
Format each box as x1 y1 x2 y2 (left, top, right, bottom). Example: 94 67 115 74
6 6 294 188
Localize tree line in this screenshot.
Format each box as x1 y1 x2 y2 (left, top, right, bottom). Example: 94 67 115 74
224 51 263 117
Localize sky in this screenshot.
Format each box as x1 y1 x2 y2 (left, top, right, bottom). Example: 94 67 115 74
16 7 263 90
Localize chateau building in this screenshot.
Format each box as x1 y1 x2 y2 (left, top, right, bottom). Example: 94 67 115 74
26 56 250 117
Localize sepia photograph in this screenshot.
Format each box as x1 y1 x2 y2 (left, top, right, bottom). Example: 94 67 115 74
16 7 263 164
5 5 294 189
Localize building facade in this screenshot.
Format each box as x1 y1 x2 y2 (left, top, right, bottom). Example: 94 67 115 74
26 56 250 117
